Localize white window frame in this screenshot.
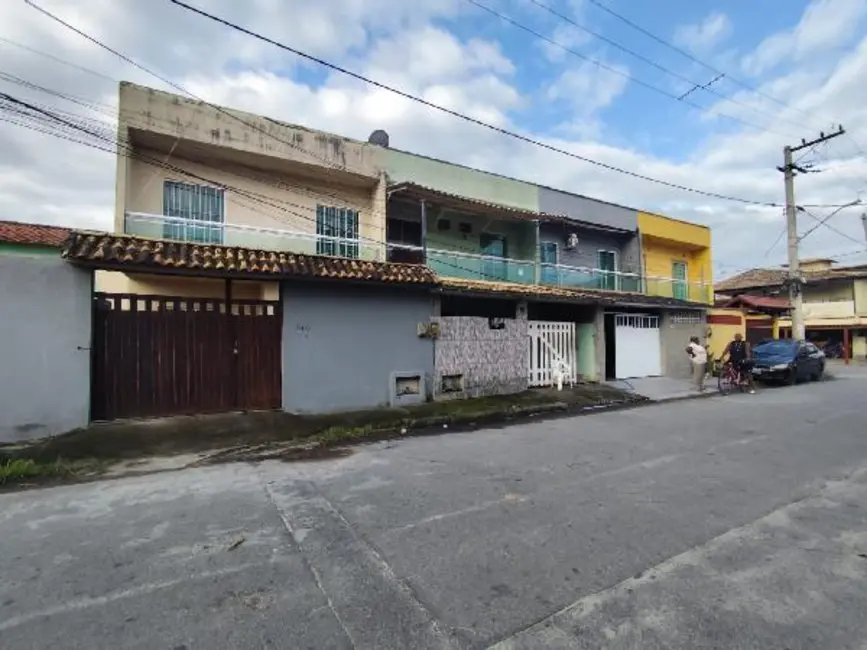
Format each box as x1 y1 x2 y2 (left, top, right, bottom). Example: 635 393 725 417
597 249 619 290
162 179 226 244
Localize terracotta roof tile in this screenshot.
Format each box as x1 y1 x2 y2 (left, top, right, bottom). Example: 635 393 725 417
715 266 867 292
723 294 790 310
62 232 437 286
0 220 70 247
439 277 707 308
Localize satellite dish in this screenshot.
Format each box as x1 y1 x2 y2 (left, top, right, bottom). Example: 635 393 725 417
368 129 389 147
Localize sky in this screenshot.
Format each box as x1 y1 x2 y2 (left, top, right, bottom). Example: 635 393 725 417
1 0 866 282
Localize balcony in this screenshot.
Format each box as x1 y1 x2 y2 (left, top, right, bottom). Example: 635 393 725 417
125 212 388 261
125 213 712 302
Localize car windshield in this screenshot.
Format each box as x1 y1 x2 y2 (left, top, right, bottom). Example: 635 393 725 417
753 340 797 355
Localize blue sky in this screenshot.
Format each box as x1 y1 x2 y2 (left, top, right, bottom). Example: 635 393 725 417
1 0 866 278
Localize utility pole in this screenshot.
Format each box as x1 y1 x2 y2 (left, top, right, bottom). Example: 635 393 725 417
861 212 867 243
779 126 845 340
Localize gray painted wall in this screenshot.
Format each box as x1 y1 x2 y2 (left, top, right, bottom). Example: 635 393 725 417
538 187 638 231
0 253 92 442
660 312 708 380
282 283 435 413
539 222 641 276
432 315 528 399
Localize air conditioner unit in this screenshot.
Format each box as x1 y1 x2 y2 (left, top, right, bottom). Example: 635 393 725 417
565 233 579 250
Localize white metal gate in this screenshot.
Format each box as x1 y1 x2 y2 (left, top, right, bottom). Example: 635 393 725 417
528 321 577 387
614 313 661 378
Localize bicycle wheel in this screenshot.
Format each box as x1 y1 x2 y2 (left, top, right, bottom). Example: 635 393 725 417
718 371 733 395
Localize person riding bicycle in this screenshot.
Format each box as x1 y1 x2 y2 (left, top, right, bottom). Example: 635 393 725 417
722 333 756 394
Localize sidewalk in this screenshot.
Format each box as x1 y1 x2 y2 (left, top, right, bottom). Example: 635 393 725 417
606 376 707 402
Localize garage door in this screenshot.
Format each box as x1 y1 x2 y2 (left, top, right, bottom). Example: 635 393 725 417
615 314 661 378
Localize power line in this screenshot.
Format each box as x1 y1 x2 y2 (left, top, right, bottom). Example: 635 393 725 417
521 0 815 134
582 0 825 127
799 206 864 246
0 36 117 83
464 0 798 139
156 0 792 208
0 94 525 282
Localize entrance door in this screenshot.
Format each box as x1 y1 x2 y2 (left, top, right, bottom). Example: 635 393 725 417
613 313 661 378
597 250 618 290
672 261 688 300
540 241 558 285
481 233 507 281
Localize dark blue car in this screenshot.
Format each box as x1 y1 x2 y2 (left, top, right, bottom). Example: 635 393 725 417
750 340 825 385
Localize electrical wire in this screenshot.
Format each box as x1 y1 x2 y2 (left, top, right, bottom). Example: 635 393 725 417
506 0 814 135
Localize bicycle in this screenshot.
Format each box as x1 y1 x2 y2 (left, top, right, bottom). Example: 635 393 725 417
717 360 752 395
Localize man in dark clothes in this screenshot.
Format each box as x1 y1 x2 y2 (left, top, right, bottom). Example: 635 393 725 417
722 332 756 394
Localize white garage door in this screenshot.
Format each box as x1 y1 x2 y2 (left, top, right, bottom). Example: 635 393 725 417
615 314 661 378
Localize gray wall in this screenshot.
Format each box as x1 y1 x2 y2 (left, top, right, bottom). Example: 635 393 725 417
432 315 528 399
538 187 638 231
0 253 92 442
282 283 435 413
539 222 641 276
660 311 708 380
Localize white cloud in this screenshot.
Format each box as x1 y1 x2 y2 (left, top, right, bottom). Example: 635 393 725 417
673 12 732 55
741 0 867 77
1 0 866 282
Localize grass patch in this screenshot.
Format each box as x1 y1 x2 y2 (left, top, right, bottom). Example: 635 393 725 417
0 457 108 488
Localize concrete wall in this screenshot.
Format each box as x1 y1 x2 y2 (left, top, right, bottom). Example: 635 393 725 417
432 315 528 399
386 149 538 211
660 311 708 380
95 271 279 301
538 187 638 231
539 223 641 275
707 308 744 361
118 82 383 181
282 283 435 413
802 281 855 303
0 253 92 442
123 150 385 256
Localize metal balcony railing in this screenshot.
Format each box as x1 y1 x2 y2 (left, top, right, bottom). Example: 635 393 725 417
124 214 712 302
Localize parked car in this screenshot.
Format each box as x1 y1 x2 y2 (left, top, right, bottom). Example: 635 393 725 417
751 340 825 385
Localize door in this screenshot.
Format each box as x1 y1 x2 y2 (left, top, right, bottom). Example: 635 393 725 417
672 261 688 300
540 242 558 285
613 313 661 378
481 234 507 281
597 250 618 290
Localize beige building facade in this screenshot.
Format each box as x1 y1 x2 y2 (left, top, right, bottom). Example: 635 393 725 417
99 82 388 298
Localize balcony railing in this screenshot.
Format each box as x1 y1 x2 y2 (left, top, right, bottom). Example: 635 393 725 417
427 248 536 284
125 212 388 261
124 213 712 302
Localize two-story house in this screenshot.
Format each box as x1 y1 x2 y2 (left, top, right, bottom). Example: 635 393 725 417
99 81 390 299
383 148 712 381
716 258 867 361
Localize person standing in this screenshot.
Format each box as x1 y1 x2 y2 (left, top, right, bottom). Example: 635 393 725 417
686 335 708 392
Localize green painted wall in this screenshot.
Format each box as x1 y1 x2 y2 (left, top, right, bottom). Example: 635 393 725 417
0 242 58 256
387 149 539 212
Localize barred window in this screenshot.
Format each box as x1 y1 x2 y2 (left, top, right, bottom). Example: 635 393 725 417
316 205 359 258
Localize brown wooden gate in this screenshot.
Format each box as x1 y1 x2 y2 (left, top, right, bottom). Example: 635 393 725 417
91 293 282 421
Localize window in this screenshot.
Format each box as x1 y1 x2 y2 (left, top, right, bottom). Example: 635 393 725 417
597 250 618 290
540 241 558 285
671 312 702 325
316 205 359 258
163 180 224 244
672 260 688 301
480 233 508 281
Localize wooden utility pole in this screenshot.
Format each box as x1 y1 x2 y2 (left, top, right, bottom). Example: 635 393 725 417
780 126 845 340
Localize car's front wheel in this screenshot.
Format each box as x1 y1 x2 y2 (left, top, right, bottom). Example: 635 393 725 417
812 365 824 382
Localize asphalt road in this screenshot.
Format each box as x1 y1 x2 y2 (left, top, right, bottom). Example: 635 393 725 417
3 367 867 650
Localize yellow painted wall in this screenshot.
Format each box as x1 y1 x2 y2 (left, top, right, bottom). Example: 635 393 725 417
707 308 743 359
802 282 854 302
853 279 867 316
637 211 712 303
637 211 711 248
96 271 279 300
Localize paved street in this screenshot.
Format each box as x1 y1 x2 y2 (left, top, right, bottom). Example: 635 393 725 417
3 370 867 650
